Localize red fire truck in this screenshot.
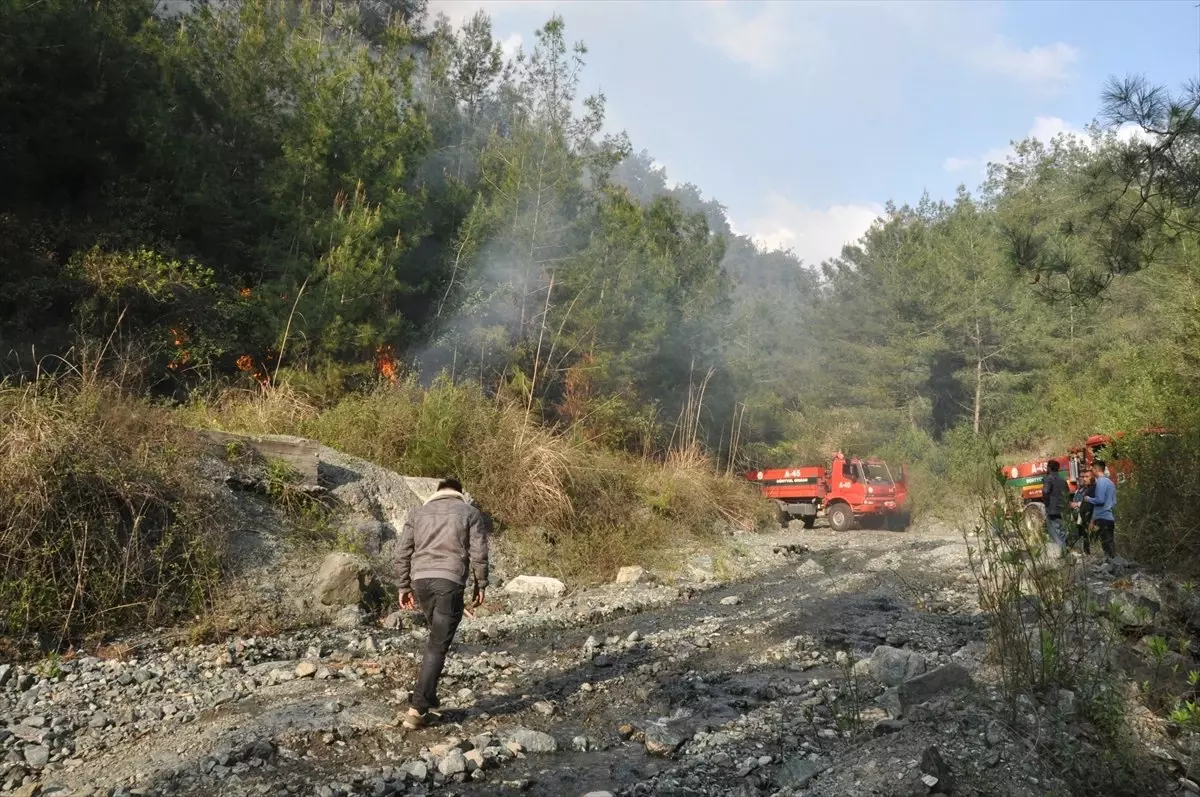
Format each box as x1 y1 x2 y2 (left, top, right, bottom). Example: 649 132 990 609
745 452 909 532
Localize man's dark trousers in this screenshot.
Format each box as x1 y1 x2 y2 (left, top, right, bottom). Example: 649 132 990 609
1094 519 1116 558
411 578 465 712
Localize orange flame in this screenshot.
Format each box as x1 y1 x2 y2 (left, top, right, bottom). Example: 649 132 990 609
239 287 252 299
236 354 270 387
376 345 399 383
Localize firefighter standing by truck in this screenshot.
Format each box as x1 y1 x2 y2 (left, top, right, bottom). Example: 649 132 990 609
1041 459 1070 549
1074 461 1117 558
1067 469 1096 554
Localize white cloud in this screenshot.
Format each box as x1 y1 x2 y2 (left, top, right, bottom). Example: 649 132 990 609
693 1 801 73
428 0 559 28
944 115 1081 176
971 37 1079 88
741 194 884 265
500 33 523 59
942 156 974 173
945 116 1155 177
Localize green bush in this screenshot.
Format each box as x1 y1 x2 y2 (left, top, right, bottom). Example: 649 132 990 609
1112 429 1200 574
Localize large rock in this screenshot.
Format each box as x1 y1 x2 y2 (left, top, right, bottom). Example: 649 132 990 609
643 723 689 757
315 552 370 606
857 645 927 686
615 566 651 584
503 727 558 753
774 756 829 789
438 748 468 777
503 575 566 599
898 664 974 714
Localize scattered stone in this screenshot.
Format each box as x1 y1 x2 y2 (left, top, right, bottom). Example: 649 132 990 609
23 745 50 769
873 719 908 735
504 727 558 753
1180 777 1200 795
774 756 829 789
438 748 468 777
532 700 556 716
333 605 365 629
615 566 651 584
627 630 641 643
796 559 824 578
0 663 12 688
315 552 370 606
857 645 927 686
382 611 405 631
643 724 688 757
503 575 567 598
719 595 741 606
295 660 319 679
920 745 956 795
898 664 974 714
572 735 592 752
401 760 428 782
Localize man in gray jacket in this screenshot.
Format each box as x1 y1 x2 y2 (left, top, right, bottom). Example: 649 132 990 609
395 478 489 729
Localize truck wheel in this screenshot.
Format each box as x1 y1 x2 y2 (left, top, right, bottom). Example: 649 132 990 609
801 516 816 529
827 503 853 532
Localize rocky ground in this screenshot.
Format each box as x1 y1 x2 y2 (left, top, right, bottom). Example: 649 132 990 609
0 434 1194 797
6 513 1189 797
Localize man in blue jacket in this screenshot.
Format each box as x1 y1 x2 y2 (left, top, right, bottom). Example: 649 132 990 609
1075 461 1117 558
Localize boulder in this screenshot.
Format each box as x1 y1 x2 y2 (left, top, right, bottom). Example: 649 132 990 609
719 595 741 606
857 645 927 686
898 664 974 714
503 575 566 599
503 727 558 753
774 756 829 789
315 552 369 606
688 555 716 582
333 605 365 629
438 748 468 777
643 723 689 757
615 566 651 584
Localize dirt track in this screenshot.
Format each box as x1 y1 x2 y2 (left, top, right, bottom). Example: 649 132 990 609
0 517 1019 797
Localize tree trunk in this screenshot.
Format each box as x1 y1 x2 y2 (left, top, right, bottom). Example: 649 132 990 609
973 315 983 434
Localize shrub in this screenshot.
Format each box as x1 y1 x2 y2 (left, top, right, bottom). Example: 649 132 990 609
1112 429 1200 575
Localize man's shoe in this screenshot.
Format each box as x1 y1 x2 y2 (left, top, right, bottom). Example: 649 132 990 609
402 708 428 730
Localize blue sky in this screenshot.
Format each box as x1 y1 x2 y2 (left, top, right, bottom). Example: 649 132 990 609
429 0 1200 265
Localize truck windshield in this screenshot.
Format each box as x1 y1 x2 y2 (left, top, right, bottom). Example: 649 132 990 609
862 463 893 483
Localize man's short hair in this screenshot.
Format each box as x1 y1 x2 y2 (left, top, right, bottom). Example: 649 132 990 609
437 478 464 493
1047 459 1060 472
1092 461 1106 473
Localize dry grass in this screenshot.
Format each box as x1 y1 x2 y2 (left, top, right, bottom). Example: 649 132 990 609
0 377 229 648
186 377 773 585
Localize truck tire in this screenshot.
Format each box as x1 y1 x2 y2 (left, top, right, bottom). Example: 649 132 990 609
801 516 816 529
885 513 910 532
827 503 853 532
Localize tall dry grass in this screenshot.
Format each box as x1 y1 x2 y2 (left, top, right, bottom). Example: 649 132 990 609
185 376 773 583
